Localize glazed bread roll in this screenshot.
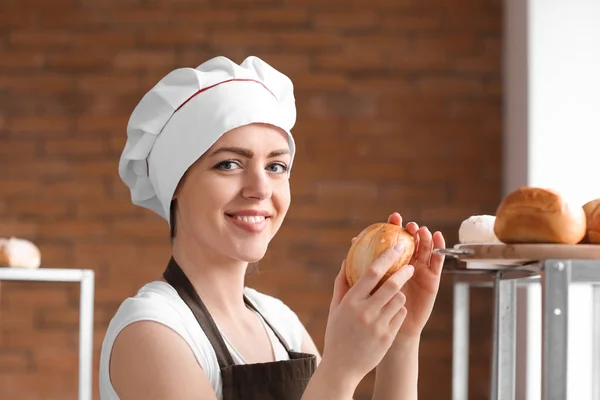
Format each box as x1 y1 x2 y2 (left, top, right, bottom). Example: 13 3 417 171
458 215 501 244
0 237 42 269
493 187 586 244
582 199 600 244
345 223 415 291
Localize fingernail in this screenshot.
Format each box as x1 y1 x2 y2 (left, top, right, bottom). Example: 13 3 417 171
393 243 404 252
406 265 414 273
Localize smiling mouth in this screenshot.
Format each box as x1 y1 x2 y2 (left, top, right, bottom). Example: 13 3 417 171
225 214 269 224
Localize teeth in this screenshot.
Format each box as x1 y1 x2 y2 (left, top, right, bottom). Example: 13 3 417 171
233 215 266 223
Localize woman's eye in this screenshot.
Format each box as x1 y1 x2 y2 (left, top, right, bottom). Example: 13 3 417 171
214 160 241 170
267 163 288 174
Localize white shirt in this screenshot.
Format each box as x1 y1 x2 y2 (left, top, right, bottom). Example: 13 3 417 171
99 281 305 400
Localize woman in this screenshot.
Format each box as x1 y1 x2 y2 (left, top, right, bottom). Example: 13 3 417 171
100 56 446 400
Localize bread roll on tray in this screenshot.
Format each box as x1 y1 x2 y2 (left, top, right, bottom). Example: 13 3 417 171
458 215 501 244
0 237 42 269
583 198 600 244
493 187 586 245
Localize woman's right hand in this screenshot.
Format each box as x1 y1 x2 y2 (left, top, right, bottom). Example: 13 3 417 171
320 244 415 389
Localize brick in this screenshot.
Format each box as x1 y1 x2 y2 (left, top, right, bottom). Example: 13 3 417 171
36 10 110 28
5 288 70 310
0 74 74 92
243 9 309 27
35 347 77 373
75 198 141 218
75 115 129 134
278 31 343 49
38 220 109 240
0 219 39 238
349 76 414 95
139 28 207 47
209 30 278 48
0 350 32 371
0 12 37 28
0 51 45 70
112 50 177 71
0 138 37 159
304 93 377 119
313 51 387 72
375 95 447 118
35 243 73 267
76 74 139 94
43 180 107 200
0 180 39 197
380 13 443 31
0 331 73 350
42 137 106 157
315 181 379 203
6 116 72 136
109 219 169 240
46 52 112 72
87 93 141 116
312 11 378 30
6 199 70 219
0 372 73 400
292 73 348 91
379 183 451 206
67 160 123 178
416 75 484 95
171 9 241 25
9 30 136 49
0 308 35 331
413 34 481 57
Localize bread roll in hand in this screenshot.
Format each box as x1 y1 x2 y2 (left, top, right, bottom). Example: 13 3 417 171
493 187 586 244
345 223 415 291
582 198 600 244
0 237 42 269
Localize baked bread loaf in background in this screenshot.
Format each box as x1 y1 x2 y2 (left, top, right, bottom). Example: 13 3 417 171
493 187 586 244
582 198 600 244
0 237 42 269
458 215 501 244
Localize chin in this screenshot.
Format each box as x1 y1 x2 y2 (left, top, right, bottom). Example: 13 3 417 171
234 248 268 264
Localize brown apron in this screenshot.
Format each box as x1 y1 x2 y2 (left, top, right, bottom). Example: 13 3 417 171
163 257 317 400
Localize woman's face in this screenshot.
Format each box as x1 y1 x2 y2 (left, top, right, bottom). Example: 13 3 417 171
173 123 292 264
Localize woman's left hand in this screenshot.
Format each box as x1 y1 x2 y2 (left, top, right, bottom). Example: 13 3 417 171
352 212 446 339
386 212 446 338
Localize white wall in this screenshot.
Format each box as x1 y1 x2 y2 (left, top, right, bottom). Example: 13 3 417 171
504 0 600 398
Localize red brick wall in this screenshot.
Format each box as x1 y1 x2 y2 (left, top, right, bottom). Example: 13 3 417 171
0 1 502 399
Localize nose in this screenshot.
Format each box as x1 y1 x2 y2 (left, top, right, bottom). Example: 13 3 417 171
241 167 272 201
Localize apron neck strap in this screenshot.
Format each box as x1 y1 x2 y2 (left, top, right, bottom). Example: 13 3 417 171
163 257 236 368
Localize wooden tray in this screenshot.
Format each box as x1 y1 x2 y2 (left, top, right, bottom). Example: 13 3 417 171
435 243 600 266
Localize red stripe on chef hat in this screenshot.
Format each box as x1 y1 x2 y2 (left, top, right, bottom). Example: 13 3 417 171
175 78 278 113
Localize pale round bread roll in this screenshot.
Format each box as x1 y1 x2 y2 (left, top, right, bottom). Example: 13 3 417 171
0 237 42 269
458 215 501 244
493 187 586 244
582 198 600 244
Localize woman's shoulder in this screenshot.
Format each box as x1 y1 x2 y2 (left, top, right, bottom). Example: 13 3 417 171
100 281 221 398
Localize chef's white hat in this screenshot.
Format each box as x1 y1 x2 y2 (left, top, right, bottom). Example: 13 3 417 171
118 56 297 223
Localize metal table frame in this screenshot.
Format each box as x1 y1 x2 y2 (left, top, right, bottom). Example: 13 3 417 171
450 259 600 400
0 267 95 400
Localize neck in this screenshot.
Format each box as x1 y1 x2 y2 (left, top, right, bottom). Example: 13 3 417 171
170 233 249 318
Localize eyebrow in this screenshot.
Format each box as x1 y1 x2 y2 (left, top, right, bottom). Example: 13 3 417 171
208 146 290 158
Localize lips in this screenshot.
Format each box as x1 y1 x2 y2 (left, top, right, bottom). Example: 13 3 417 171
225 212 271 233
